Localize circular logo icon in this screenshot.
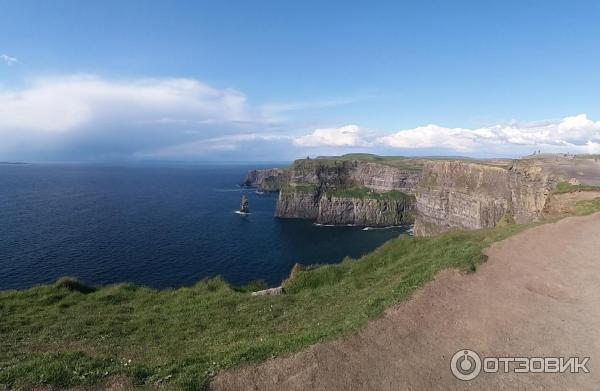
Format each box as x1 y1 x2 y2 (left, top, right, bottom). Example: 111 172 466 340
451 349 482 381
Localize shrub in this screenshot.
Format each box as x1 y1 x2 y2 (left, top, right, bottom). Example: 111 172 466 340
233 280 267 293
54 277 95 294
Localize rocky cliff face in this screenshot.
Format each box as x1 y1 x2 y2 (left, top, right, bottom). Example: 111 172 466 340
348 162 421 193
247 156 572 232
275 190 320 219
414 160 557 235
243 168 289 192
316 194 415 226
508 160 558 223
273 159 420 226
282 159 421 192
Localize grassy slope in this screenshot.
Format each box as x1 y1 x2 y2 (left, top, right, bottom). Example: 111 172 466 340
314 154 425 171
315 153 509 171
553 181 600 194
574 196 600 214
2 199 600 390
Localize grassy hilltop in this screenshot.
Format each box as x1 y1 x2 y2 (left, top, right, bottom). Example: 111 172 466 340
311 153 511 171
2 184 600 390
313 153 426 171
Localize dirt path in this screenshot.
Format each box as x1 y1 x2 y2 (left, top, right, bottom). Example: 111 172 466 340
212 213 600 390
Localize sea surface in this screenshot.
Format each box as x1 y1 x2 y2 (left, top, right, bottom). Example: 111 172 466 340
0 163 410 290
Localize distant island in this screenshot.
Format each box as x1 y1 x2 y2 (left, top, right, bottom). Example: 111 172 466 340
0 161 29 165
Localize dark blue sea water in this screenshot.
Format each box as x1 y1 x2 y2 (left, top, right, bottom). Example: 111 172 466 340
0 164 410 290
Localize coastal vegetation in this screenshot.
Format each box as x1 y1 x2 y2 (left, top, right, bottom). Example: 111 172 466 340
553 181 600 194
574 196 600 215
2 198 600 390
317 154 425 171
316 153 508 171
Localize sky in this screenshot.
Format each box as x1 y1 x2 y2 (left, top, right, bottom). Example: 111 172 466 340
1 0 600 162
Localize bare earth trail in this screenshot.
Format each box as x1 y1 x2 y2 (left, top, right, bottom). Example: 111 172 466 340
212 213 600 390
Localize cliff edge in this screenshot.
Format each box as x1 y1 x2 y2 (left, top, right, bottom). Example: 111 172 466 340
274 158 420 226
247 155 599 234
243 168 289 192
414 160 557 235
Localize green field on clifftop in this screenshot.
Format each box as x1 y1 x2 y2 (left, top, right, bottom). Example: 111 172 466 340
2 199 600 390
553 181 600 194
313 153 425 171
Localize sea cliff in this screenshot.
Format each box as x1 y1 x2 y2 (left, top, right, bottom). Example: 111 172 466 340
246 155 596 233
273 158 420 226
243 168 289 192
413 160 557 235
317 191 415 226
275 189 320 219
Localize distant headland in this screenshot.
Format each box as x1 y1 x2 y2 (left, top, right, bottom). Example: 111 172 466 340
245 153 600 234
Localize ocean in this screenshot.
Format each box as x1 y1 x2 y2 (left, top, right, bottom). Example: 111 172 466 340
0 163 410 290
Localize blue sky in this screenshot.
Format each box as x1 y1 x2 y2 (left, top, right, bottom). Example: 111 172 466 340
1 0 600 161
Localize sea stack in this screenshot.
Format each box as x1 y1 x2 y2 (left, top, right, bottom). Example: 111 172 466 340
240 195 250 213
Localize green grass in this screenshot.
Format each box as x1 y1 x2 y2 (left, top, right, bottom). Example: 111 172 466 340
313 153 508 171
279 183 319 193
325 187 414 202
3 198 600 390
575 196 600 215
314 154 425 171
553 181 600 194
54 276 97 294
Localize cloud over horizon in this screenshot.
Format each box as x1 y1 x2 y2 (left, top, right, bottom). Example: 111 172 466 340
1 74 600 161
0 75 250 132
293 125 371 148
0 75 269 160
291 115 600 156
376 114 600 154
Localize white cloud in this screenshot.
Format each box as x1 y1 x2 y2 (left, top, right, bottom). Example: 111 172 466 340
2 74 600 161
376 114 600 153
585 141 600 154
0 75 266 158
377 124 480 151
1 54 18 65
293 125 370 147
0 75 249 133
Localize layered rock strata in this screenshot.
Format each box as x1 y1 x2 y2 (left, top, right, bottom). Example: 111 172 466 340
316 194 415 226
274 159 420 226
414 160 557 235
248 156 570 233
